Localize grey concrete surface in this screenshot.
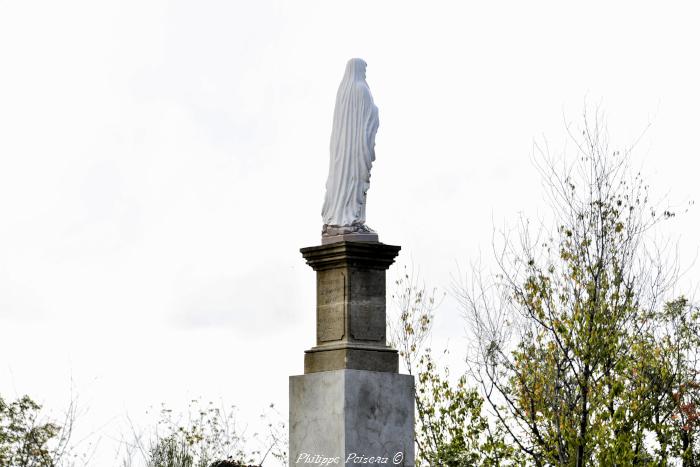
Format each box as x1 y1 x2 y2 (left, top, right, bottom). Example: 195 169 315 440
289 369 414 467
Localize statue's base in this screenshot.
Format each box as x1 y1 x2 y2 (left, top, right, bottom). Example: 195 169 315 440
300 241 401 374
290 369 415 466
321 232 378 245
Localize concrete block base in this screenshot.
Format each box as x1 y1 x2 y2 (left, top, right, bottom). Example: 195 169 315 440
289 369 415 467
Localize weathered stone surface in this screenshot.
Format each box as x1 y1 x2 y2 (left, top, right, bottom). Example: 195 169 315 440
304 346 398 374
289 370 344 464
348 267 385 342
300 241 401 374
317 268 346 342
289 369 415 467
321 231 379 245
301 241 400 272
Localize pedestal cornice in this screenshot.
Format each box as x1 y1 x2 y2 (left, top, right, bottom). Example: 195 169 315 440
300 241 401 271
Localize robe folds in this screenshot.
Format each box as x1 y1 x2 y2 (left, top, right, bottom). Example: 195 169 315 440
322 58 379 228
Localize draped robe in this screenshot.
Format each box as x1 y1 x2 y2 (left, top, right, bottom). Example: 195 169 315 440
321 58 379 230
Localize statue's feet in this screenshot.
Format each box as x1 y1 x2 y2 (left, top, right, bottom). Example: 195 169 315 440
352 223 375 233
321 223 379 244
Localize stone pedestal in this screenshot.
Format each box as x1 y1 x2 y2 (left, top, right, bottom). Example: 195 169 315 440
290 240 415 466
289 370 414 467
300 241 401 374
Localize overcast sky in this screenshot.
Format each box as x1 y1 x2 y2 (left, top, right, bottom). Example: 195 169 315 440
1 1 699 465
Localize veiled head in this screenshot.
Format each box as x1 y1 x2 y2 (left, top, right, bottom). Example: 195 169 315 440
344 58 367 82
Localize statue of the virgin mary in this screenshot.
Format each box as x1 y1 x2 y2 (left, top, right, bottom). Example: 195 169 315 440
321 58 379 237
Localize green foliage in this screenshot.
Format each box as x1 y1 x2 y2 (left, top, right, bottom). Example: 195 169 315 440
140 401 254 467
460 111 698 466
122 400 285 467
416 350 520 466
390 268 520 465
148 435 197 467
0 395 61 467
389 265 442 375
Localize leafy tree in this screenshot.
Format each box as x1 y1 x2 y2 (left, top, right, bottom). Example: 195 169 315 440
0 394 73 467
459 109 697 466
636 296 700 464
389 267 519 465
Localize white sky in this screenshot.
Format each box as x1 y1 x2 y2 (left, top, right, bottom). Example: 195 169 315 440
1 1 699 465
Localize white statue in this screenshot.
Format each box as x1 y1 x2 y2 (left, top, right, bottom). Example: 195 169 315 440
321 58 379 237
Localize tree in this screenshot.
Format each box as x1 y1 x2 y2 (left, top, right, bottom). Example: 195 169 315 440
389 266 519 465
458 109 697 465
0 394 75 467
636 296 700 464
